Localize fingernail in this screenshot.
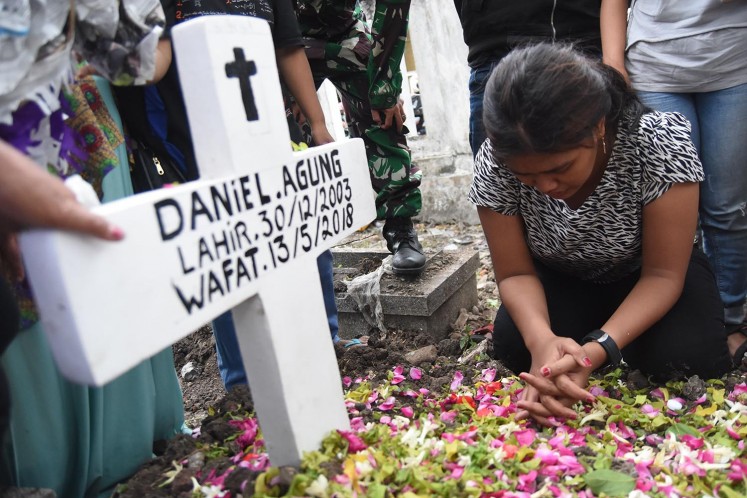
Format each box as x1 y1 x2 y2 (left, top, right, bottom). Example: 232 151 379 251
583 357 592 367
110 226 125 240
587 396 595 404
541 367 551 377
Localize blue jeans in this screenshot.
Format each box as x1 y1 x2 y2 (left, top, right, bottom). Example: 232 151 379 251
639 83 747 326
468 61 501 157
212 250 340 390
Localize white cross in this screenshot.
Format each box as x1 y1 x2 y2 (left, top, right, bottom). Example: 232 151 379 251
19 16 376 467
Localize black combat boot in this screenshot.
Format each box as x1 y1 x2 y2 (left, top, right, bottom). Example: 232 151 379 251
382 218 426 275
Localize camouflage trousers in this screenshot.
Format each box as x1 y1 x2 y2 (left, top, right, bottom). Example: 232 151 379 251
303 37 422 220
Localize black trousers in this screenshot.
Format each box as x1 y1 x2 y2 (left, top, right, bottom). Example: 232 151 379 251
491 249 731 380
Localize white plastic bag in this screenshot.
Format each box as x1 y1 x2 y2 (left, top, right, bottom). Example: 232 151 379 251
345 255 391 333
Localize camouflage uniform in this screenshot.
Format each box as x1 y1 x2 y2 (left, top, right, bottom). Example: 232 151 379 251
295 0 421 220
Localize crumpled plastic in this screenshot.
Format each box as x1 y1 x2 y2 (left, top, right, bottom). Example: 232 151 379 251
345 255 392 333
458 339 488 365
65 174 101 208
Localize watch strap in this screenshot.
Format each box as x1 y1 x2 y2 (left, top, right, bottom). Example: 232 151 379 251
582 329 623 367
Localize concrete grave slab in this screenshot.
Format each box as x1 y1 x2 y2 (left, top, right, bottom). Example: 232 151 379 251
19 16 376 467
332 248 479 340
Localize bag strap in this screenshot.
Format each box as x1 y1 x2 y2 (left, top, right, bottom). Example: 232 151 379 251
66 0 76 43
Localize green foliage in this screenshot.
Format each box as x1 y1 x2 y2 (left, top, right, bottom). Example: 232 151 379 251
583 469 636 496
459 332 474 352
666 422 701 438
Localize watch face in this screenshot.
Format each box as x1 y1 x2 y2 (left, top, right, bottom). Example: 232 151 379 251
583 329 606 344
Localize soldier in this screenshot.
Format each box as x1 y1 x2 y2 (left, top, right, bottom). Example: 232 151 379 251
294 0 425 275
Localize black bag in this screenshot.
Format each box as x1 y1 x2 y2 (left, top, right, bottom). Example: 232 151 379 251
128 140 187 193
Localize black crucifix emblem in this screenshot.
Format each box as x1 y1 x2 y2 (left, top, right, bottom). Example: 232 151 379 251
226 47 259 121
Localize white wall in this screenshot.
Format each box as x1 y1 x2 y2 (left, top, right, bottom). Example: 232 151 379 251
408 0 478 223
409 0 471 160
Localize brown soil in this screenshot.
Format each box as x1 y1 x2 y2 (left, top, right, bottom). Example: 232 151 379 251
172 325 227 428
121 330 506 497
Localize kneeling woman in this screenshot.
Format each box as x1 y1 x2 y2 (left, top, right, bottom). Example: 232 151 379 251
469 43 731 425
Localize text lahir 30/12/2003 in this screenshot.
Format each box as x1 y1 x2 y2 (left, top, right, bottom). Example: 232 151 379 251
158 148 358 313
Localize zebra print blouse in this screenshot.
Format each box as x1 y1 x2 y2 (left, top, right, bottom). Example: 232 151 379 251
468 111 703 283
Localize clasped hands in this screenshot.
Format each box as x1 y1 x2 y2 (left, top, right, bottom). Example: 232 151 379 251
516 336 598 426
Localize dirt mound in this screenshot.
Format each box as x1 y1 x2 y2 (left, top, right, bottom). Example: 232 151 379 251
117 324 503 497
172 325 226 428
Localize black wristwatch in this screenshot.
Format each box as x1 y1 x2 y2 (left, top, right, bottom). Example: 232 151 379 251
582 329 623 367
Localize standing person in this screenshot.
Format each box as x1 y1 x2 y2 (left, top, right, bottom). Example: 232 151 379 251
469 43 731 425
0 2 185 495
114 0 345 390
295 0 426 275
601 0 747 369
453 0 604 157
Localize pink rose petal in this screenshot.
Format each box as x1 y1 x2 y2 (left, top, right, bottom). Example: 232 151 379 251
517 470 538 492
699 449 715 463
535 446 558 465
729 383 747 401
726 426 741 440
641 404 660 418
391 373 406 385
410 367 422 380
682 434 704 450
350 417 366 431
481 368 497 382
450 371 464 391
379 396 396 411
514 429 536 446
338 429 367 453
650 388 666 399
448 466 464 479
441 411 457 423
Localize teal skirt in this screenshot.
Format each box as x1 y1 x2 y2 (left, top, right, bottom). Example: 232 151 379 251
0 78 184 497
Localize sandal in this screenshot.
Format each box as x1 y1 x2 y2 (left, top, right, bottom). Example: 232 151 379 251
338 338 366 348
727 326 747 369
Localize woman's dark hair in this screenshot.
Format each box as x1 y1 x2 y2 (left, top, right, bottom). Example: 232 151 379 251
483 43 645 161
